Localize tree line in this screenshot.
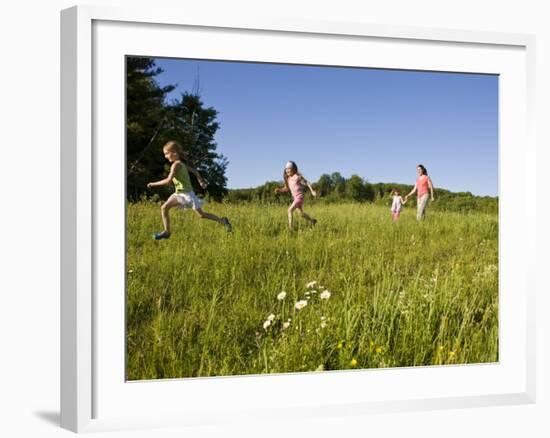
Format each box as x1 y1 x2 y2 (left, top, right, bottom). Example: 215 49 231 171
226 175 498 215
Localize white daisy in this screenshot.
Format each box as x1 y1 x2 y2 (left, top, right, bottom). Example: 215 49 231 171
263 320 272 330
295 300 308 310
320 290 331 300
277 291 287 300
306 281 318 288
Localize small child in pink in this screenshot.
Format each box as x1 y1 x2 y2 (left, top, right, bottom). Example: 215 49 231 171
274 161 317 230
391 189 407 222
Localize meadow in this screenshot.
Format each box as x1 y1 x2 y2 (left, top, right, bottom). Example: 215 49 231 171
126 201 498 380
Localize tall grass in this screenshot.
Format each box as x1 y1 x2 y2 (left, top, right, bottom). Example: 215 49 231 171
126 202 498 380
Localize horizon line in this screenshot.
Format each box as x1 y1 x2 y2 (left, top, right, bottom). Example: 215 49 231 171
224 180 498 198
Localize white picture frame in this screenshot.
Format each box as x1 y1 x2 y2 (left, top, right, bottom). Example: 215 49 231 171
60 4 536 433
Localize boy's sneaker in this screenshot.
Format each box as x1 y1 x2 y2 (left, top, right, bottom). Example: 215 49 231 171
222 217 233 232
311 219 318 226
153 231 171 240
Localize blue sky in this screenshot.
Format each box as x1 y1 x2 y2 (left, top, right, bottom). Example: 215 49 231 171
154 58 498 196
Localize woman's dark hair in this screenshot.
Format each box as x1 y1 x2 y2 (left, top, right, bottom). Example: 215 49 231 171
417 164 428 176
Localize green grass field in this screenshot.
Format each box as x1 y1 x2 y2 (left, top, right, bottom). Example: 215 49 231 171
126 201 498 380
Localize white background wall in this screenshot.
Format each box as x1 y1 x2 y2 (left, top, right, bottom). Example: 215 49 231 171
0 0 547 437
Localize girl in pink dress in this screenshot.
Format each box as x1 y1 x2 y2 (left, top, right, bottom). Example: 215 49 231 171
405 164 435 220
390 188 407 222
274 161 317 230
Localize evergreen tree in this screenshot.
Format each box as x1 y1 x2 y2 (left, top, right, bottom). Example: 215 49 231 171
126 57 175 200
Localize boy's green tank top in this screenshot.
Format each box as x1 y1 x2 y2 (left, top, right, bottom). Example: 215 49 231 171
172 162 193 193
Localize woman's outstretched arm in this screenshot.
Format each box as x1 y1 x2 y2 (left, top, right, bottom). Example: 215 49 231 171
405 183 417 200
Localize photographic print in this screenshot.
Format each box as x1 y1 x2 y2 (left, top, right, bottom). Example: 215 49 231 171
126 56 498 381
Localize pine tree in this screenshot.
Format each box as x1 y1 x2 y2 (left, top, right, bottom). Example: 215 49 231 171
126 57 175 200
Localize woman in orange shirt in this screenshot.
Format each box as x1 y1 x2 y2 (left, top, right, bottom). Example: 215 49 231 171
405 164 435 220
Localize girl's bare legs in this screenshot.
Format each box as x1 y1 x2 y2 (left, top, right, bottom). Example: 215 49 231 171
297 207 316 225
287 205 295 230
287 206 316 229
160 196 180 234
193 208 232 231
193 208 223 223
